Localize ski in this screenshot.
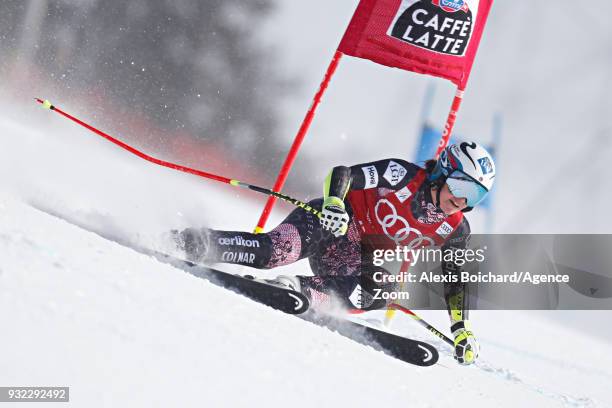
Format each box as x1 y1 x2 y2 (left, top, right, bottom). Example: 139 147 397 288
32 205 437 366
143 249 310 315
144 248 437 365
140 248 438 366
30 205 309 315
303 314 439 366
140 248 437 365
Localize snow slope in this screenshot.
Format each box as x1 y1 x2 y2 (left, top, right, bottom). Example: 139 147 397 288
1 101 611 407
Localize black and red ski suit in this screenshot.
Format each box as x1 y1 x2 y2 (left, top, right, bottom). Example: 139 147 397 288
193 159 471 315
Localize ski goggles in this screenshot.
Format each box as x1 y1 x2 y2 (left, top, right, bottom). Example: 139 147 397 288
445 171 489 207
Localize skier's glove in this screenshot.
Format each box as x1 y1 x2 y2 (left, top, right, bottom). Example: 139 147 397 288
452 320 479 365
319 196 349 237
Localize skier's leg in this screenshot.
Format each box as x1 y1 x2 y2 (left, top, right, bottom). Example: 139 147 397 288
177 227 274 268
175 199 324 269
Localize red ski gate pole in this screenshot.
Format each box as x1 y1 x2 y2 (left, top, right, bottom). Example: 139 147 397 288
434 87 465 159
253 51 343 233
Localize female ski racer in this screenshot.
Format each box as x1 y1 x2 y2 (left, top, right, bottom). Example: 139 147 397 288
175 142 496 365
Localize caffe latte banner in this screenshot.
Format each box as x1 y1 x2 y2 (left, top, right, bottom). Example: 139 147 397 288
338 0 494 87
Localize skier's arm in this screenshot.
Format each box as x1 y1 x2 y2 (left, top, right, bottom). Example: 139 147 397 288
441 219 480 365
320 159 417 237
319 166 351 237
442 220 471 323
323 165 352 201
323 159 418 200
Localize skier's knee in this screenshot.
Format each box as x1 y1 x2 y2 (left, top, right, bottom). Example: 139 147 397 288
263 224 302 268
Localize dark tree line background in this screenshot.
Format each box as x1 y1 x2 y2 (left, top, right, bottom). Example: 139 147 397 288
0 0 294 180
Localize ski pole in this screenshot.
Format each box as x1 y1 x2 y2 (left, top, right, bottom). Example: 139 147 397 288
388 303 454 348
35 98 322 219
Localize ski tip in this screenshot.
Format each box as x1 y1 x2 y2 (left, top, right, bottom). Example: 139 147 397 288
417 343 439 366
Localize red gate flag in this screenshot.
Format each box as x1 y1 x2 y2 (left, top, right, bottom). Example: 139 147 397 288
338 0 493 88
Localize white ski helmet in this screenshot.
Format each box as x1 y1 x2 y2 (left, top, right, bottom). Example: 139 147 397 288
429 142 496 208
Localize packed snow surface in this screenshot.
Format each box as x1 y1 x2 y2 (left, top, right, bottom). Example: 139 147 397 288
1 103 611 407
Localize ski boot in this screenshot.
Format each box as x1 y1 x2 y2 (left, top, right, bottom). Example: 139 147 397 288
171 227 210 263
